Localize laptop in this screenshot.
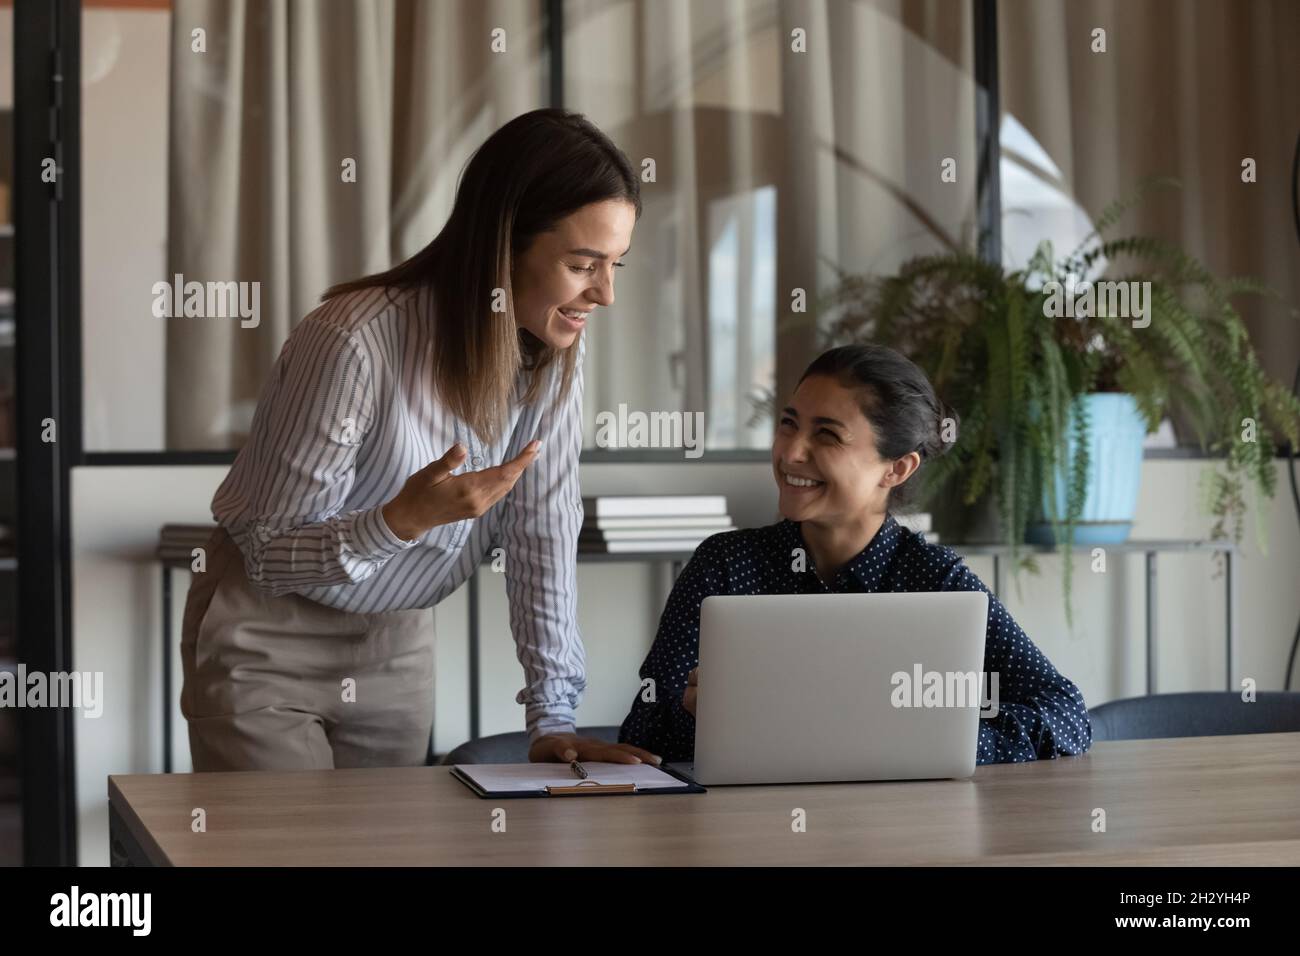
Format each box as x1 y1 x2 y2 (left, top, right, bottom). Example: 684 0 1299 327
670 592 990 785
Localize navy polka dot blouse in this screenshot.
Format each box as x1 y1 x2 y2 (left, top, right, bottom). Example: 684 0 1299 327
618 513 1093 765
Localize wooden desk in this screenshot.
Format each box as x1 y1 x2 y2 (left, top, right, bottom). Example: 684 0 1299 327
108 732 1300 866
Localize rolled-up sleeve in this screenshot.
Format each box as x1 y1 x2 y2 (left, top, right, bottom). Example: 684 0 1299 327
500 352 588 742
618 536 728 761
222 316 419 595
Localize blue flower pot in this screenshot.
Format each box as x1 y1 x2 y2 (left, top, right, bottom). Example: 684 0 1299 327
1025 393 1147 546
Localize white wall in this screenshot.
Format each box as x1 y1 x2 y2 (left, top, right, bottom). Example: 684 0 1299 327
81 8 169 451
71 456 1300 865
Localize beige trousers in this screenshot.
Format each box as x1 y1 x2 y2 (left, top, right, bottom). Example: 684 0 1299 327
179 526 435 772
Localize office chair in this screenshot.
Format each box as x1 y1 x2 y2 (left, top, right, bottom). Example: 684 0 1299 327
1089 691 1300 741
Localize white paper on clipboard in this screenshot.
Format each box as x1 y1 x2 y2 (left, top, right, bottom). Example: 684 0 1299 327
453 761 685 793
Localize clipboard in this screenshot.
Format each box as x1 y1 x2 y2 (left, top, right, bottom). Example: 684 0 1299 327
450 762 706 798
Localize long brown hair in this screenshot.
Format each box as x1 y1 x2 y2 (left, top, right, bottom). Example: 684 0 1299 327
324 108 642 443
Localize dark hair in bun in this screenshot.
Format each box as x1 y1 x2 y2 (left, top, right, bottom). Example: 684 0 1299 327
797 344 959 509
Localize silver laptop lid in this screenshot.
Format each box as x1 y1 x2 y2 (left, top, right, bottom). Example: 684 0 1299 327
693 591 989 785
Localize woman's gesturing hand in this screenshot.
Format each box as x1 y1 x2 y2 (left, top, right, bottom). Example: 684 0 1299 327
529 733 662 766
381 440 541 542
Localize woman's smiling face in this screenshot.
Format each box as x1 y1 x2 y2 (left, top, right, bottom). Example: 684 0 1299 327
771 374 914 525
511 199 637 350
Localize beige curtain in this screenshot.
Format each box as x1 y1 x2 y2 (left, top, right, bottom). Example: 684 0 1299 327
165 0 545 449
773 0 976 407
565 0 976 448
999 0 1300 400
568 0 1299 447
166 0 1296 452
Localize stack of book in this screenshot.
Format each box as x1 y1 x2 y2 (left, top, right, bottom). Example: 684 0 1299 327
579 495 734 554
894 511 939 543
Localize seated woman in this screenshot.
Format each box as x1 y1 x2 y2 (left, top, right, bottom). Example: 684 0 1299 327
619 344 1092 766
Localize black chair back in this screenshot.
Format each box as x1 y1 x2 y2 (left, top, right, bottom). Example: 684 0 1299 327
1089 691 1300 742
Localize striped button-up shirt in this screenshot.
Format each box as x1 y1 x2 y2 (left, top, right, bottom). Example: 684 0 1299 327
210 284 586 739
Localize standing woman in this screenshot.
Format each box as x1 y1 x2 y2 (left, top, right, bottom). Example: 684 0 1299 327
180 109 658 771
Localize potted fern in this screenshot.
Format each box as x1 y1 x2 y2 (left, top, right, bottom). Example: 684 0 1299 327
819 190 1300 624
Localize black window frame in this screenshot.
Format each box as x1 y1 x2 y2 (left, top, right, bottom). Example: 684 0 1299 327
15 0 82 867
13 0 1005 866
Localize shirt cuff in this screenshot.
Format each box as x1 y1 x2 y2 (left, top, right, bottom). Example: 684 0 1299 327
527 704 577 743
351 503 422 558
